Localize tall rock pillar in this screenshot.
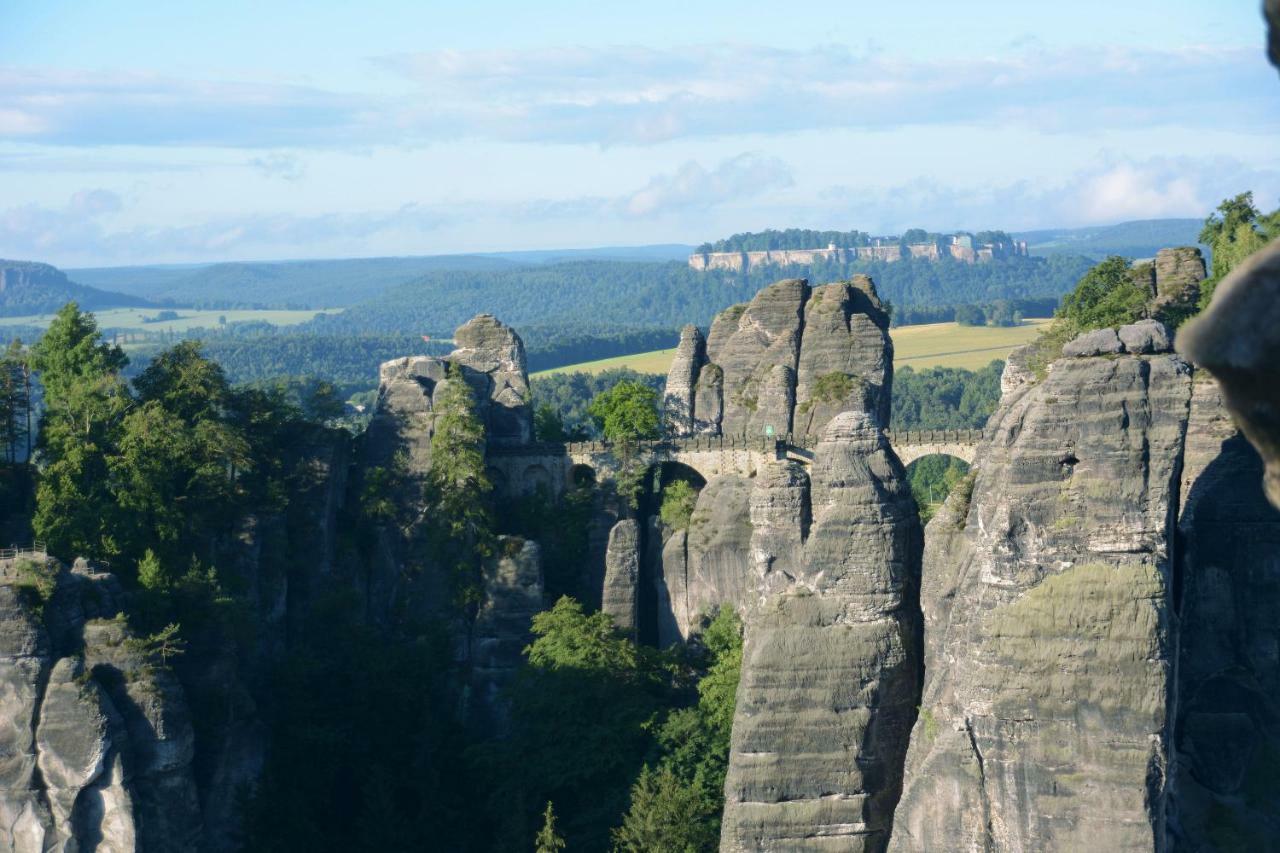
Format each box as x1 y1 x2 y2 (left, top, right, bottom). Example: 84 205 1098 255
720 412 922 851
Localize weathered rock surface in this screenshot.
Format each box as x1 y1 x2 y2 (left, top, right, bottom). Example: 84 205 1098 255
1152 246 1206 309
693 364 725 434
1169 377 1280 849
665 324 707 436
1117 318 1172 354
891 349 1195 852
680 476 755 628
603 519 641 635
1179 239 1280 508
716 280 808 437
1061 325 1123 357
0 559 202 852
746 461 809 602
451 314 533 445
365 313 534 479
721 412 922 852
685 276 892 441
794 278 893 434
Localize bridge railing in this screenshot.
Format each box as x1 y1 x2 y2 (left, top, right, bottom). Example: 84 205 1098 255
885 428 988 446
486 428 987 458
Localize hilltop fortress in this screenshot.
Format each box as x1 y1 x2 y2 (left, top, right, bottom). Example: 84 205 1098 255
689 232 1029 271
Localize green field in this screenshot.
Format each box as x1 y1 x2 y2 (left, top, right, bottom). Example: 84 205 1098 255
891 318 1050 370
532 319 1051 377
534 348 679 376
0 307 340 334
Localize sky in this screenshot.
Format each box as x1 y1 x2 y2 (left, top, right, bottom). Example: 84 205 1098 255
1 0 1278 268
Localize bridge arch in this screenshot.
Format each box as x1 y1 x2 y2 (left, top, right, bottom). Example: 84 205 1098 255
887 429 984 466
520 463 553 495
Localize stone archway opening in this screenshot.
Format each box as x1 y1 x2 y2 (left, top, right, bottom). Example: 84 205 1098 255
520 463 552 496
569 463 596 488
630 461 710 648
905 453 971 524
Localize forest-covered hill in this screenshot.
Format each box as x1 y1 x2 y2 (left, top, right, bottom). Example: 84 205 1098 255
0 260 151 317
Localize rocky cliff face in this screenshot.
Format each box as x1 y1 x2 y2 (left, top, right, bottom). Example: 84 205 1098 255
361 313 534 624
887 319 1280 852
891 329 1194 851
721 413 921 852
664 277 891 440
0 558 201 852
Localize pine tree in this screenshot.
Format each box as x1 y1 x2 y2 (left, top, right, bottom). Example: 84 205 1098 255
0 340 31 463
534 801 566 853
427 365 495 606
29 304 131 557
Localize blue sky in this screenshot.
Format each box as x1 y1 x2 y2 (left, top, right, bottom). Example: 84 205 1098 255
1 0 1277 267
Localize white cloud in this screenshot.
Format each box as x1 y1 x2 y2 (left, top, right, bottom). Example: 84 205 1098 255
2 42 1275 150
250 153 306 181
621 153 792 216
0 153 791 263
811 156 1280 233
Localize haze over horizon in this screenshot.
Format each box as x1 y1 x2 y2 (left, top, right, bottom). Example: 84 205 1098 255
2 0 1278 268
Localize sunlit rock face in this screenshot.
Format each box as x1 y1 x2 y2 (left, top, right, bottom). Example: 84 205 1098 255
666 276 892 441
890 346 1195 852
720 412 922 852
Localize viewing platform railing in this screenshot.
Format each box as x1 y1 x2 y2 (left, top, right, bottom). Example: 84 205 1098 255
0 541 47 562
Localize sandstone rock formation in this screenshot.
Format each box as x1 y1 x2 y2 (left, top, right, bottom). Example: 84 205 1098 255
450 314 534 445
666 277 892 442
665 324 707 435
365 313 533 479
721 412 921 852
362 315 535 624
891 343 1195 851
0 558 201 852
1061 325 1123 357
603 519 641 635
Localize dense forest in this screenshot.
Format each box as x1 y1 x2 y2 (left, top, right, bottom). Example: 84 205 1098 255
0 303 746 851
307 255 1093 339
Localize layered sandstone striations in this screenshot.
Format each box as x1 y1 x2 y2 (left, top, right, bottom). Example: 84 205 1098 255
891 329 1195 851
720 412 922 851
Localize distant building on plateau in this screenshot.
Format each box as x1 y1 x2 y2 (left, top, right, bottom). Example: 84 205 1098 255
688 232 1029 272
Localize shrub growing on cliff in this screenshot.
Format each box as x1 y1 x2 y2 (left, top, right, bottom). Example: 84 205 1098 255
659 480 699 530
1025 256 1153 377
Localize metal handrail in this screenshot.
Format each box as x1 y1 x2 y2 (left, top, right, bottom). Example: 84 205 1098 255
0 541 47 562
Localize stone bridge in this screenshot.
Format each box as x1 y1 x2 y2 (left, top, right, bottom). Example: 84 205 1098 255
486 429 984 498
